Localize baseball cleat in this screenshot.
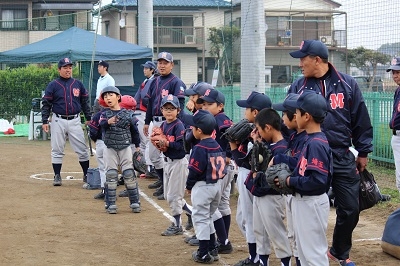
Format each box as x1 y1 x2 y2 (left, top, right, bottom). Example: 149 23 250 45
161 224 183 236
53 174 62 186
192 250 214 264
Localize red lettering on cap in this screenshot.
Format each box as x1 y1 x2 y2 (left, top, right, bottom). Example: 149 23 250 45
161 52 168 59
392 58 398 65
167 94 174 100
204 89 211 96
64 58 70 63
299 41 304 49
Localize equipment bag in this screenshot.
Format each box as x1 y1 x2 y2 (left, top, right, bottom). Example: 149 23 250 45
359 168 380 212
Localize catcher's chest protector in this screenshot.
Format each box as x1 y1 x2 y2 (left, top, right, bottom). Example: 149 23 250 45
104 110 132 150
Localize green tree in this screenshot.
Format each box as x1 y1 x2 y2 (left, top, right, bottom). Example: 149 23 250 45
207 25 240 85
342 46 391 90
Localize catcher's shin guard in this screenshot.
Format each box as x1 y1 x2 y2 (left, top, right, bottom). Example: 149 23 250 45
123 169 141 213
105 169 118 214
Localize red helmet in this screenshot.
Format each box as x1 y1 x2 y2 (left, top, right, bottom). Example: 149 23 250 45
120 95 137 110
98 97 108 108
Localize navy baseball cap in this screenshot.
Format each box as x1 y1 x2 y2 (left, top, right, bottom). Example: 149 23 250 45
285 91 327 118
58 57 73 68
98 60 109 68
236 91 272 110
272 93 300 113
185 109 216 135
161 94 179 108
290 40 329 59
157 52 173 62
141 60 156 69
386 57 400 72
196 89 225 104
185 82 213 97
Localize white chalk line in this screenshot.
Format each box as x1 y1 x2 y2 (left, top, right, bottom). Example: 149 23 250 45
138 190 229 265
354 237 382 242
30 172 83 181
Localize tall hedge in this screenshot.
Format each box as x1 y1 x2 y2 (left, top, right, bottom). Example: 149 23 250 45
0 65 79 121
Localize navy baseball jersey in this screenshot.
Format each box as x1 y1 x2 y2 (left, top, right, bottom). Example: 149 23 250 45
245 139 288 197
390 86 400 130
144 73 186 124
231 139 252 170
214 112 233 157
160 118 186 160
186 138 226 190
289 132 333 196
42 77 91 123
274 130 307 170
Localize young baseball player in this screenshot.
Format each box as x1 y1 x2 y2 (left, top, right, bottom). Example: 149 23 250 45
271 93 306 266
184 82 211 113
99 86 141 214
279 90 333 265
247 108 292 266
229 91 272 266
153 94 191 236
197 89 234 253
185 109 226 264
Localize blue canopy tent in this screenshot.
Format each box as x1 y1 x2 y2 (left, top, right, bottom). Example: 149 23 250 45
0 27 153 101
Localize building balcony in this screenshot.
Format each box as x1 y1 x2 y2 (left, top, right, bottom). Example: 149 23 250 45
266 29 347 49
154 26 204 48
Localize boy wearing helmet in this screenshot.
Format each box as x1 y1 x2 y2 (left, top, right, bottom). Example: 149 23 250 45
99 86 141 214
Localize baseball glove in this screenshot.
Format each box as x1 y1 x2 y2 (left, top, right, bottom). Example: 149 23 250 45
133 151 147 174
265 163 293 195
251 141 272 172
183 128 194 154
222 119 254 143
150 126 168 152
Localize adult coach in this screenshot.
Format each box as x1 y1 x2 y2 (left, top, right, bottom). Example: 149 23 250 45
388 57 400 194
143 52 186 198
288 40 373 265
95 60 115 100
42 58 92 186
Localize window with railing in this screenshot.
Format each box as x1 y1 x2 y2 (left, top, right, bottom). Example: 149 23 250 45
0 5 28 30
154 16 195 45
31 11 75 31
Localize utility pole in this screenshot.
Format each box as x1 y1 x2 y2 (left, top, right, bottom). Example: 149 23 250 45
138 0 154 51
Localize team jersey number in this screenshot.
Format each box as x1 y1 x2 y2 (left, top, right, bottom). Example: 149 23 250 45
206 152 227 183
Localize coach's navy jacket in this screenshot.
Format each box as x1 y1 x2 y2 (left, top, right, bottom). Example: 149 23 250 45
287 63 373 159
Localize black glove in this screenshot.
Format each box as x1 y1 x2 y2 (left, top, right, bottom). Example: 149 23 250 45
183 128 195 154
251 141 272 172
222 119 254 143
265 163 293 195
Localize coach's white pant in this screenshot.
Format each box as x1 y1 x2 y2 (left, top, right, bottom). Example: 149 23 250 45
391 135 400 192
95 139 106 188
50 113 89 164
148 120 164 169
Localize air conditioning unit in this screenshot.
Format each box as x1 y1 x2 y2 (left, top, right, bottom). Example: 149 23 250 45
185 35 195 44
320 36 333 45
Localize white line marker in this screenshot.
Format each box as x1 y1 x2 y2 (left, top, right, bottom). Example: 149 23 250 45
30 172 82 181
354 237 381 242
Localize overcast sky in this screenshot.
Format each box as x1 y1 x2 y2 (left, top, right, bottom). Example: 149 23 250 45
98 0 399 50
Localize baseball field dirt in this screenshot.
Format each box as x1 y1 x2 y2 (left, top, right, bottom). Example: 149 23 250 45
1 137 399 265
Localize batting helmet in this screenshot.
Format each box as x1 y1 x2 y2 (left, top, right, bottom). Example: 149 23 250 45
120 95 137 110
101 86 121 100
98 96 108 108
